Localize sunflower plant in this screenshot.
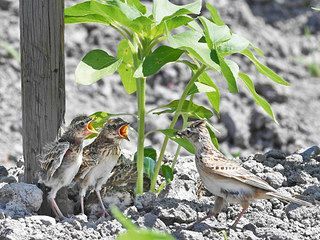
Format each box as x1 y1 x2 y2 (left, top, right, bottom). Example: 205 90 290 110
65 0 288 195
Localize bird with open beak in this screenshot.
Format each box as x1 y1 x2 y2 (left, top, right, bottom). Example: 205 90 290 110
38 115 97 219
178 120 312 228
75 118 130 216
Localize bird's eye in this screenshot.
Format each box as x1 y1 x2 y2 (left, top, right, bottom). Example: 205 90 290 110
186 129 191 134
80 122 85 127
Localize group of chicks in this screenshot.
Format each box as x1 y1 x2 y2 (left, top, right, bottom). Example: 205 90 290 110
38 115 130 218
38 115 313 228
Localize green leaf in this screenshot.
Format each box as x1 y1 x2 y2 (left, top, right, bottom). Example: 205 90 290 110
198 72 220 113
134 147 157 179
168 30 220 71
142 46 184 76
86 111 111 139
218 34 250 56
144 147 157 161
154 100 213 119
117 229 174 240
191 82 217 94
206 123 220 149
64 2 111 24
178 62 220 114
153 0 202 24
143 157 156 179
154 16 193 37
89 111 110 129
75 49 122 85
211 49 238 93
97 0 142 22
199 17 231 48
241 49 289 86
126 0 147 14
206 3 225 26
225 59 239 79
89 1 137 29
117 40 136 94
161 165 174 183
111 205 137 230
129 16 153 35
160 129 195 154
239 72 277 123
111 205 174 240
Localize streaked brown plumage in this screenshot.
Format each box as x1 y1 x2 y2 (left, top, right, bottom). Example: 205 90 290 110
38 115 95 219
75 118 129 216
178 120 312 228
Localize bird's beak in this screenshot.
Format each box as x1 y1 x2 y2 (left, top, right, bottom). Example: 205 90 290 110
86 120 98 135
119 124 130 141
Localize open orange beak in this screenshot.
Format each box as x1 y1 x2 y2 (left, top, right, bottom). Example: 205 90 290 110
85 120 98 135
118 124 129 141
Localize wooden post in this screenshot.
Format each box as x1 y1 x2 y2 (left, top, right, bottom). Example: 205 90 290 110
20 0 65 184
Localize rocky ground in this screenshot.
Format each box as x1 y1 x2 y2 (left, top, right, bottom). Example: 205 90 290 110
0 0 320 163
0 0 320 239
0 150 320 240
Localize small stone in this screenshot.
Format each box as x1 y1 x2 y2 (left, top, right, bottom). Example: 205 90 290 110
243 223 257 233
0 176 17 184
300 146 320 161
253 154 266 163
265 149 286 159
0 183 43 216
0 166 8 178
0 0 11 10
134 192 157 210
243 230 259 240
26 215 56 226
261 172 286 188
273 164 284 172
176 230 204 240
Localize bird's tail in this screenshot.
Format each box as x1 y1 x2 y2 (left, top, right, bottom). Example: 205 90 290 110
266 192 313 207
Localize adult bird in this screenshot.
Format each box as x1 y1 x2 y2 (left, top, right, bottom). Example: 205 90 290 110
75 118 130 216
178 120 312 228
38 115 96 219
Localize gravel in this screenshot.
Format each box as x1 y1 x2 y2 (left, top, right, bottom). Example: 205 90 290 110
0 151 319 239
0 0 320 239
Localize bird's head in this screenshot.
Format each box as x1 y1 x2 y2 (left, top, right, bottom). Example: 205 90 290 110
100 118 130 142
177 120 210 148
67 115 97 140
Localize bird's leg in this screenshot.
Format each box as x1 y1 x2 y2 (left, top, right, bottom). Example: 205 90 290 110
79 188 87 215
204 196 225 221
80 196 85 215
187 197 225 229
48 189 64 219
231 201 249 229
95 189 108 217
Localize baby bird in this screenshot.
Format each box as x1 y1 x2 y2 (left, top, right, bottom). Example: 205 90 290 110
38 115 96 219
75 118 130 216
178 120 312 228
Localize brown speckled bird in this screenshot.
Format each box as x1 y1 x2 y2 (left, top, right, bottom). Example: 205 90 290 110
38 115 96 219
75 118 130 216
178 120 312 228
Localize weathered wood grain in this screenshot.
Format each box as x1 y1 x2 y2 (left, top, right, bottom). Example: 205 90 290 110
20 0 65 184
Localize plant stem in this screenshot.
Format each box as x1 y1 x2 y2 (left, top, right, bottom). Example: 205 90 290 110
150 65 206 192
171 94 193 172
135 77 146 195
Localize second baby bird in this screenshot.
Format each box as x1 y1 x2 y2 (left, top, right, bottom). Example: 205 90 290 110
75 118 130 216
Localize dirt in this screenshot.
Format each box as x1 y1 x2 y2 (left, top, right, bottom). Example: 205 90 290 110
0 0 319 239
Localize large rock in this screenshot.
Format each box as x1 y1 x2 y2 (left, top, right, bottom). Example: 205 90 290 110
0 183 43 216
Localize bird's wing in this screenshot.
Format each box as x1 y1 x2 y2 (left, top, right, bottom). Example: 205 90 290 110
39 141 70 179
76 146 100 179
203 153 275 192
